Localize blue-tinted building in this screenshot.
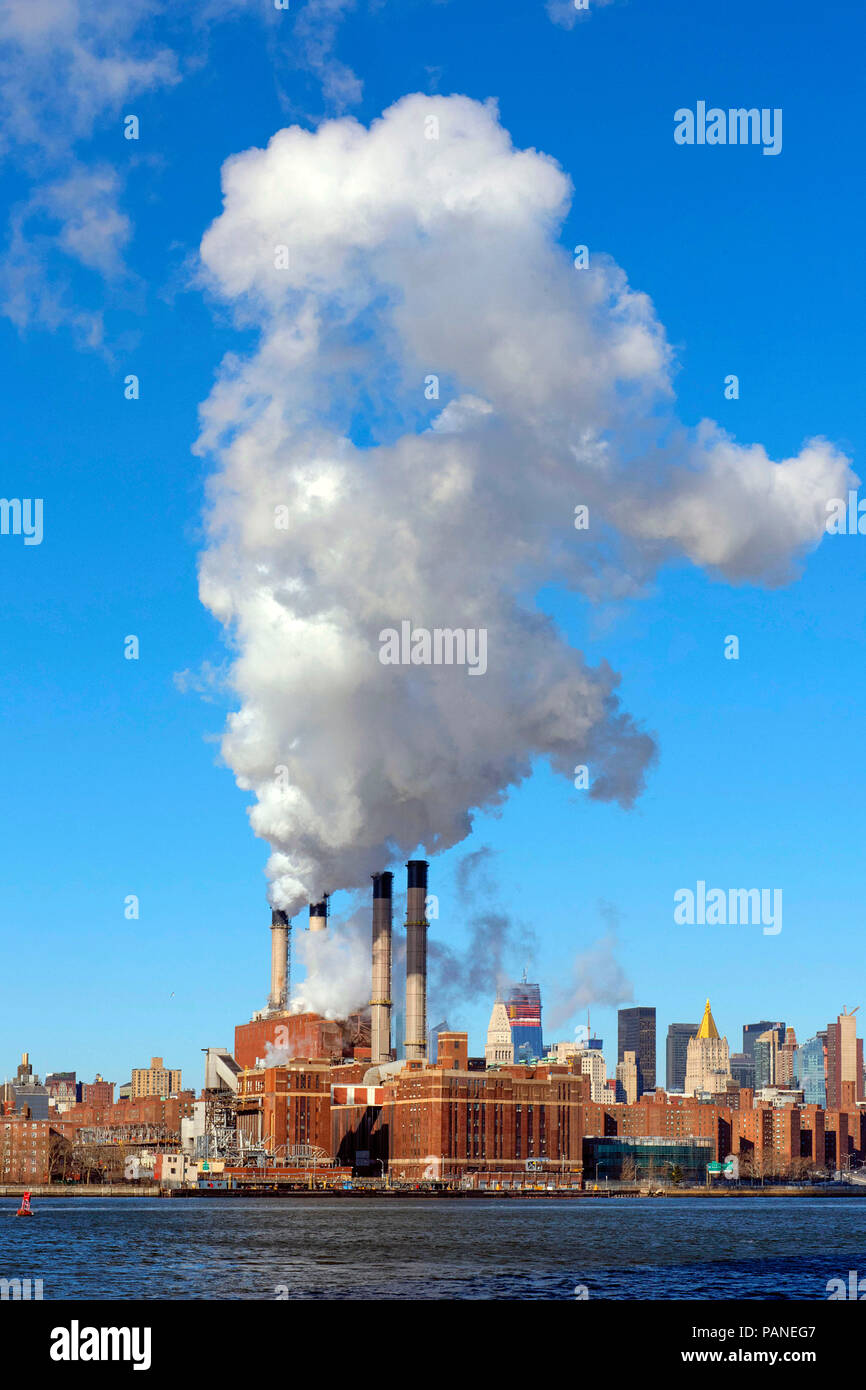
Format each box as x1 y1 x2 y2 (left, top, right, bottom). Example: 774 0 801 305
794 1033 827 1106
583 1135 714 1184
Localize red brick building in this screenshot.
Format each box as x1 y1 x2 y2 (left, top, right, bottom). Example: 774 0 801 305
234 1011 370 1070
81 1077 114 1108
0 1107 53 1184
223 1023 866 1186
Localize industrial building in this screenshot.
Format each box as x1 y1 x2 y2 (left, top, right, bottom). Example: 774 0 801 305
10 851 866 1194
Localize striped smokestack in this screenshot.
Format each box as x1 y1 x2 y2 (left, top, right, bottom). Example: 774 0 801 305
370 871 394 1067
404 859 429 1061
269 908 290 1011
309 897 328 932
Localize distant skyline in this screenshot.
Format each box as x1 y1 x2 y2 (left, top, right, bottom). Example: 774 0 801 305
2 0 865 1091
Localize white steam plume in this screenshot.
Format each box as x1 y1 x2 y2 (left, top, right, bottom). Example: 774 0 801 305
289 902 371 1018
194 93 853 913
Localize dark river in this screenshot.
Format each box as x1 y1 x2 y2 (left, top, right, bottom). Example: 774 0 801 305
2 1196 865 1299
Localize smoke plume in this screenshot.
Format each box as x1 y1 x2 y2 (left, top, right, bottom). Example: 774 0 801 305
195 93 853 913
548 902 634 1029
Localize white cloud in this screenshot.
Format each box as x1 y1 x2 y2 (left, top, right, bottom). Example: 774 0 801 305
0 1 178 337
0 1 178 156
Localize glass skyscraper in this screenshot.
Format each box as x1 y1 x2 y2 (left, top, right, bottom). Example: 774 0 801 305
795 1033 827 1106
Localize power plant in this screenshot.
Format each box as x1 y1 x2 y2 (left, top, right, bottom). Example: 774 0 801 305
19 855 865 1195
258 864 427 1070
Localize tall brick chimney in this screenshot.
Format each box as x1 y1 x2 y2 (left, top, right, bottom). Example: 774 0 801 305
404 860 429 1061
269 908 290 1011
370 872 394 1067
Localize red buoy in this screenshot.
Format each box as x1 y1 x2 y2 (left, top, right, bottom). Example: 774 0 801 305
15 1191 34 1217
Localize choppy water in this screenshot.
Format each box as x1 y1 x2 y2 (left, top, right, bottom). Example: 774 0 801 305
2 1196 866 1300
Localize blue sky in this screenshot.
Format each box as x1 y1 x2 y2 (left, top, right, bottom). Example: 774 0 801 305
2 0 865 1092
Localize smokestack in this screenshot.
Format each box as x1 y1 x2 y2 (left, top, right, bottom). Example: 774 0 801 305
309 897 328 932
370 872 394 1066
404 860 429 1061
269 909 290 1012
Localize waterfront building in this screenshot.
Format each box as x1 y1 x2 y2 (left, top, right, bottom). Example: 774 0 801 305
584 1135 713 1185
0 1108 53 1184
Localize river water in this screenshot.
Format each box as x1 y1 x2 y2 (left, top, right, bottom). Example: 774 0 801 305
2 1196 865 1299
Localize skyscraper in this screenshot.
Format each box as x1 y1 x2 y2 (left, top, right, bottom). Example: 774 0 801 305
742 1020 785 1064
729 1052 755 1090
616 1050 639 1105
825 1008 864 1108
794 1033 827 1106
505 975 544 1062
666 1023 698 1092
618 1007 656 1094
684 1000 731 1096
777 1027 798 1086
753 1029 780 1090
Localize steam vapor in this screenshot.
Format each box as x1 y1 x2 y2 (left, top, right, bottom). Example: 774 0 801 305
548 902 634 1029
194 93 853 915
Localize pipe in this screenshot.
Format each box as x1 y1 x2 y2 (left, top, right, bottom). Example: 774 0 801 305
404 860 429 1061
370 872 394 1066
269 909 290 1012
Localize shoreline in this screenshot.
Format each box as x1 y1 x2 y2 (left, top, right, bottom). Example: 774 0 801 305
3 1183 865 1200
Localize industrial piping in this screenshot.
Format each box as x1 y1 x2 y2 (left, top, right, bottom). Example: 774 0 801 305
404 860 429 1061
269 908 290 1012
370 871 394 1066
